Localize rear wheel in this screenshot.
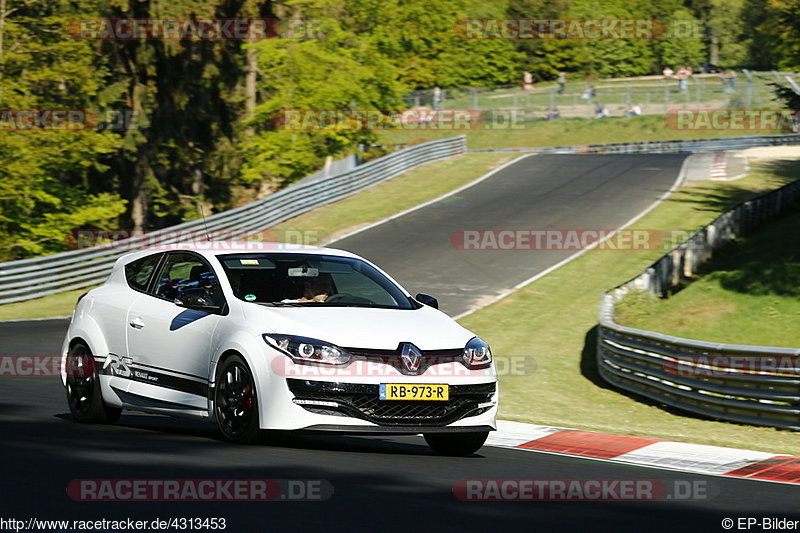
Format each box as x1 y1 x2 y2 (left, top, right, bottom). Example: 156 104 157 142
424 431 489 456
214 355 260 444
65 342 121 424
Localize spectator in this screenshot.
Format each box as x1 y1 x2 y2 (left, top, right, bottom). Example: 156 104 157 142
432 86 442 109
662 66 674 79
626 104 642 117
557 72 566 94
675 67 689 92
722 70 737 93
546 107 560 120
581 84 595 100
523 71 533 91
594 103 609 119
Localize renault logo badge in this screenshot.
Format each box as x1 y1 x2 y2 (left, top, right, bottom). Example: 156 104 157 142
400 343 423 373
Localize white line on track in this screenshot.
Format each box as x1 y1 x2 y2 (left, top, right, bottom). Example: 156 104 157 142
453 153 691 319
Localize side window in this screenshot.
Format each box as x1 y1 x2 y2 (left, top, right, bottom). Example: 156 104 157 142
124 253 162 292
153 253 221 303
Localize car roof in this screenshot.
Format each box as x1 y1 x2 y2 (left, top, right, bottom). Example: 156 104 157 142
116 241 360 266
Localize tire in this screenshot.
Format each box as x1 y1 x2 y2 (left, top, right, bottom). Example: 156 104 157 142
65 342 122 424
214 355 260 444
424 431 489 456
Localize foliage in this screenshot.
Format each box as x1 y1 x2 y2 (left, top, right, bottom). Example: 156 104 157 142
0 1 125 260
0 0 799 261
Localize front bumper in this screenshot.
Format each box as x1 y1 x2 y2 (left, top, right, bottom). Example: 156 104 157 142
287 379 496 427
259 373 498 432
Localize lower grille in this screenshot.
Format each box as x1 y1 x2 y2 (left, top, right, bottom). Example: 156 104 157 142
288 379 496 426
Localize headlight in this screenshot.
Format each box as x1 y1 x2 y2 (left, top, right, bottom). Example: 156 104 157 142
462 337 492 369
263 334 351 365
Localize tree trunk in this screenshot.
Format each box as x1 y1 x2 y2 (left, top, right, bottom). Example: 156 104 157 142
0 0 6 62
129 78 149 232
245 44 256 136
191 164 203 196
130 184 148 233
709 34 719 65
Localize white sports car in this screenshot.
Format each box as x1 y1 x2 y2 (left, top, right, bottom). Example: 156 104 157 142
61 243 497 455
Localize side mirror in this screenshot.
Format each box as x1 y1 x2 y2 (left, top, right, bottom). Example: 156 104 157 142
175 288 223 314
415 293 439 309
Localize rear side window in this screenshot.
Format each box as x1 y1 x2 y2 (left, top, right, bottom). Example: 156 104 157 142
124 254 162 292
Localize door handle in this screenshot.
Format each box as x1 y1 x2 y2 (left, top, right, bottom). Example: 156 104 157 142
129 317 145 330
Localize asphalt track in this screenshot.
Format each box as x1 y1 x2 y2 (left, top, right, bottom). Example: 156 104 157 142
332 153 688 316
1 155 798 533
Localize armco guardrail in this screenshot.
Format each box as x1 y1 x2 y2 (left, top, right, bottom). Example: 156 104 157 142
0 135 466 305
468 133 800 154
598 178 800 430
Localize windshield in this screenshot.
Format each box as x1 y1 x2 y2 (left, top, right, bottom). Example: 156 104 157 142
217 253 415 310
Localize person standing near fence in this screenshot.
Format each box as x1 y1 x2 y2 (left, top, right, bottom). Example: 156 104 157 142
433 86 442 109
675 67 688 92
723 70 737 93
523 71 533 91
557 72 566 94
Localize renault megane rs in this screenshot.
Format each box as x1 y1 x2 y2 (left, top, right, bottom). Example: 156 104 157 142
62 243 497 455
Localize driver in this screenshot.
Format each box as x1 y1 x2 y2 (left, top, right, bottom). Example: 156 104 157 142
298 273 332 303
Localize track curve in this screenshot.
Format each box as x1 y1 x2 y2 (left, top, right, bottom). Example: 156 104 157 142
332 153 686 316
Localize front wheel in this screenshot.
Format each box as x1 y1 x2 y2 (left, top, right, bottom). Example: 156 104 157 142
65 342 121 424
214 355 260 444
424 431 489 456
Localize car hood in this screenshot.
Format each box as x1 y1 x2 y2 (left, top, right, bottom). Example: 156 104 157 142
243 304 475 351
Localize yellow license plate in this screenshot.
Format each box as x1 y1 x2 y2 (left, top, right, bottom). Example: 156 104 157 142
379 383 449 401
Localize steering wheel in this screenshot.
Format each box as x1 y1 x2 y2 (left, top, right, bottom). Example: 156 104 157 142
325 293 374 305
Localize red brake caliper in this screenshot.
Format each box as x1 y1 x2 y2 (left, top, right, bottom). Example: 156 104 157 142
245 385 253 408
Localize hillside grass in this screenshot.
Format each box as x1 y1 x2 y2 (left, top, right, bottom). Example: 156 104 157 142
377 114 787 151
615 206 800 347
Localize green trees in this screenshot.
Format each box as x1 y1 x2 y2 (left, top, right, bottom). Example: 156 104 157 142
0 0 797 261
0 0 124 260
241 9 405 186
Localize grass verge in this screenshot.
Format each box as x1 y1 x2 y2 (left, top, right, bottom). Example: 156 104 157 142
377 115 786 151
0 287 88 321
458 159 800 455
0 153 516 321
615 207 800 347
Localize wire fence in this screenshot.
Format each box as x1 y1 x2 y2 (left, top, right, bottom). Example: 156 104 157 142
405 70 799 120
